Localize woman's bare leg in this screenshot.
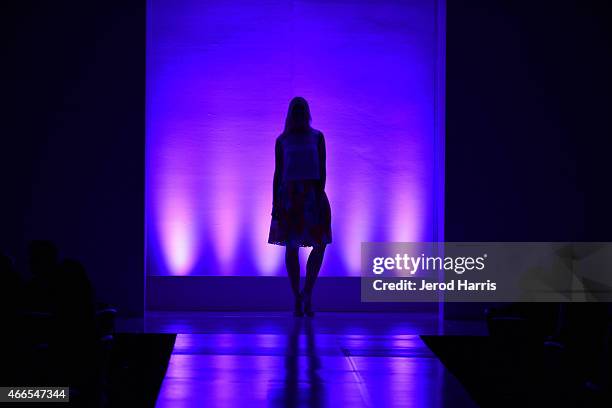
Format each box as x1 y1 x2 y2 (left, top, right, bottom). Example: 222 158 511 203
305 245 326 294
303 245 326 316
285 246 300 296
285 246 302 316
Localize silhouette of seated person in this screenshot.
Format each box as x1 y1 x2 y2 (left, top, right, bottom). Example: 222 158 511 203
49 259 99 401
24 240 59 313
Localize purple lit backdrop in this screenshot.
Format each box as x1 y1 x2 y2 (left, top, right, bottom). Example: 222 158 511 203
146 0 444 276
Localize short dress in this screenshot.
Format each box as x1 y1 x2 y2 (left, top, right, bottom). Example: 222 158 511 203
268 130 332 247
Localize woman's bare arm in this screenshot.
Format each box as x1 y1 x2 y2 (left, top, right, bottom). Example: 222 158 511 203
272 137 283 217
318 132 326 191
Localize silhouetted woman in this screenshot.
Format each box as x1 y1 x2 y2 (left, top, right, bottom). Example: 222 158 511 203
269 97 332 317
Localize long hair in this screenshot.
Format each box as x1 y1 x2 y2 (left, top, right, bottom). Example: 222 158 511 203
283 96 312 134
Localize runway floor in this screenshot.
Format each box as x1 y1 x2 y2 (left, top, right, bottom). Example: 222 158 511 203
125 312 485 407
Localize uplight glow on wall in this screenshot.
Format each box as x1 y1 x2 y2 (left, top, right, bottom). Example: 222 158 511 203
146 0 445 276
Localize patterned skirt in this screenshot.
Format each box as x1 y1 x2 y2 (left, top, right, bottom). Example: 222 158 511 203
268 180 332 247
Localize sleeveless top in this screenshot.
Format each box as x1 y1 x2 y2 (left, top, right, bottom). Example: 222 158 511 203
280 129 321 182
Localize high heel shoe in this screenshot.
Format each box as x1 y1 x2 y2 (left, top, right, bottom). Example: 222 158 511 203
293 293 304 317
301 290 314 317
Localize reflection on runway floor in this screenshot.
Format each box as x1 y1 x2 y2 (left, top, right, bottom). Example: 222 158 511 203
148 312 480 407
